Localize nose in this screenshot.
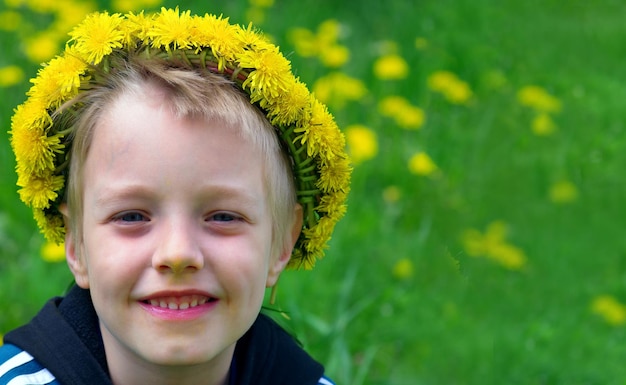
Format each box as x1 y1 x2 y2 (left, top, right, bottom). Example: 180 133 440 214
152 217 204 274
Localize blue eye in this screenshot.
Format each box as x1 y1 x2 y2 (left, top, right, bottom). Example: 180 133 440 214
211 213 236 222
118 212 147 222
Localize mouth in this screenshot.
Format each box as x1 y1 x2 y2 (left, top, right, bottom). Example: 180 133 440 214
140 295 217 310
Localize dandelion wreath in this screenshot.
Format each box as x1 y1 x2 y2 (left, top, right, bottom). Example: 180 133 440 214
10 8 351 269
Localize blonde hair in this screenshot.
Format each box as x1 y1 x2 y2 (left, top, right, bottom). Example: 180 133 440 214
61 54 297 257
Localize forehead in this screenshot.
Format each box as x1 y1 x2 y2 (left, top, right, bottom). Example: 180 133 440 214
82 89 268 204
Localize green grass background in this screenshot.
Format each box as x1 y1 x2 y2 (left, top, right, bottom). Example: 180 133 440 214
2 0 626 384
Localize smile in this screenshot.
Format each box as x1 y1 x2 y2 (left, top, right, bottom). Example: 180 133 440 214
141 295 215 310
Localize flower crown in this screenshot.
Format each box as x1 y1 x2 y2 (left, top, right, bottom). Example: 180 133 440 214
9 8 351 269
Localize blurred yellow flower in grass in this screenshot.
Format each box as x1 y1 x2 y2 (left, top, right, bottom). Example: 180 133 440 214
0 11 22 31
25 33 60 63
591 295 626 326
383 185 402 203
249 0 274 7
373 54 409 80
427 70 473 104
313 72 367 109
0 66 24 87
532 113 557 136
346 125 378 165
41 240 65 263
112 0 163 12
50 2 98 36
415 37 428 50
549 180 578 204
379 96 425 129
517 85 562 114
392 258 414 280
320 45 350 68
408 152 437 176
462 220 527 270
288 19 349 68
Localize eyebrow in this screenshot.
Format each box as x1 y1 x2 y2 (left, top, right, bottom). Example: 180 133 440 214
92 183 263 209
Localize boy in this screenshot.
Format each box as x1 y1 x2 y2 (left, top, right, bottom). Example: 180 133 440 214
0 8 350 385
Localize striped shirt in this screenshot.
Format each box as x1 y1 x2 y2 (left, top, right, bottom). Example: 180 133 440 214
0 343 335 385
0 344 58 385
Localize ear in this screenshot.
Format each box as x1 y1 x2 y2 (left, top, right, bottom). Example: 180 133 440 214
266 204 303 287
59 204 90 289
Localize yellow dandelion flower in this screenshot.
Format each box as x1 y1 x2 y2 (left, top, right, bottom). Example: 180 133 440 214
236 23 273 50
266 78 311 125
287 19 344 67
239 45 292 99
288 27 317 57
591 295 626 326
25 33 59 63
317 190 348 217
316 157 351 193
0 65 24 87
532 113 557 136
488 243 527 270
58 47 90 94
379 95 410 116
51 2 99 37
294 99 325 154
461 221 527 270
303 99 346 160
408 151 437 176
319 44 350 68
378 95 425 129
191 14 242 63
33 209 66 244
396 104 425 129
312 72 367 109
517 85 561 113
17 173 65 209
346 124 378 165
41 240 66 263
303 215 335 253
120 11 154 46
147 7 195 50
373 54 409 80
427 70 472 104
69 11 126 64
11 125 63 174
11 98 51 134
28 51 87 109
549 180 578 204
28 64 65 109
317 19 341 45
392 258 414 280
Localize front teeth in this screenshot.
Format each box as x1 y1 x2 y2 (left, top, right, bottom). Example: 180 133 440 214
149 295 209 310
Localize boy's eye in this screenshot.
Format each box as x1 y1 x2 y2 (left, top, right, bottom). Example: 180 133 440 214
116 212 148 222
210 213 237 222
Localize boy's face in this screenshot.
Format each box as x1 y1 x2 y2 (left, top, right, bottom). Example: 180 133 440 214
66 87 293 377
